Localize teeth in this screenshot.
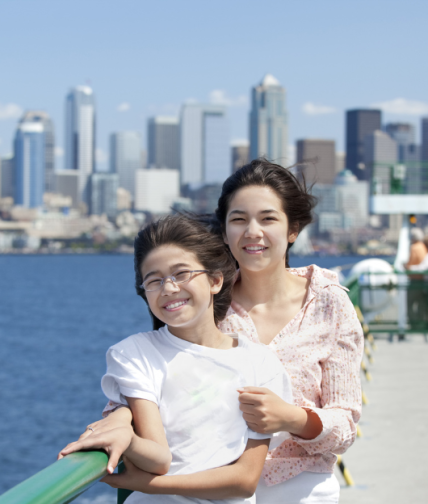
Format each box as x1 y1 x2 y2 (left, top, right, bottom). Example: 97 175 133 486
166 300 187 309
246 246 266 251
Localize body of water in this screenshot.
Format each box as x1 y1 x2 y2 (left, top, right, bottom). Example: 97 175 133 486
0 254 390 500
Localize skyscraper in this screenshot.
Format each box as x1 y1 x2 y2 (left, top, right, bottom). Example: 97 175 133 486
14 111 54 208
110 131 141 199
180 103 229 185
296 139 336 184
147 117 180 170
64 86 96 204
249 74 288 163
363 130 397 192
18 111 55 192
346 109 381 179
384 123 415 161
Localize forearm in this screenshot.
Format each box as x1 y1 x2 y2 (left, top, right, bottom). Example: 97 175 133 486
281 405 323 440
104 439 269 498
124 434 171 475
290 406 358 455
143 463 257 499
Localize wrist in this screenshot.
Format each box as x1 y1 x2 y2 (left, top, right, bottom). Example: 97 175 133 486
289 407 323 440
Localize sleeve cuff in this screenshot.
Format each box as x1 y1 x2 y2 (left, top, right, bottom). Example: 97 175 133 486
290 407 334 444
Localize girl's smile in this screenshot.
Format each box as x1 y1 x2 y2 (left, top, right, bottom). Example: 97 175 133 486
141 244 224 343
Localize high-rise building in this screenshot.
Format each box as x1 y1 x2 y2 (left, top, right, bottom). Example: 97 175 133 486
250 74 288 164
14 113 52 208
18 111 55 192
147 117 180 170
384 123 415 161
134 169 180 214
421 117 428 162
64 86 96 205
346 109 381 179
231 141 249 173
296 139 336 184
180 103 229 186
89 172 119 218
54 170 80 208
110 131 141 200
0 156 14 199
364 130 397 193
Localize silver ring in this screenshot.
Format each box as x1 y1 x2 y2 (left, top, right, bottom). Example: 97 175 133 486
88 427 95 432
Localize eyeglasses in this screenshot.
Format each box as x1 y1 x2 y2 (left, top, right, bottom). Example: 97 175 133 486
140 269 209 292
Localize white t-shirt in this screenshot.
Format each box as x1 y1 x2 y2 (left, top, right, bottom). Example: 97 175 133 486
102 326 293 504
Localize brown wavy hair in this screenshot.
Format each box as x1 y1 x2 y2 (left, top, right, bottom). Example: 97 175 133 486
134 214 236 330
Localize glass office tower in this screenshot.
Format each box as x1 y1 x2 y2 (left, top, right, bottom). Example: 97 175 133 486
249 74 288 164
64 86 96 205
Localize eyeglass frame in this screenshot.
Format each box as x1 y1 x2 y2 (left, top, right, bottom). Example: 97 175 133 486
140 269 210 292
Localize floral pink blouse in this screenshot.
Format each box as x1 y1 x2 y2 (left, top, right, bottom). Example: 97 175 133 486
218 265 364 486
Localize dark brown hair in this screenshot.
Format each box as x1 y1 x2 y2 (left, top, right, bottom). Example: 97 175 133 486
134 214 236 330
215 158 317 267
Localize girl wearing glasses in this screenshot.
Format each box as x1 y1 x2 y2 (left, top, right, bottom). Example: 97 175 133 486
61 159 363 504
60 214 293 504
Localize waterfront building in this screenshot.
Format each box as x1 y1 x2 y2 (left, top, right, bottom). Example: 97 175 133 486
296 139 336 184
346 109 382 179
134 168 180 214
231 141 249 173
421 117 428 162
14 116 48 208
180 103 229 186
0 156 14 199
385 123 415 160
249 74 288 164
54 170 79 209
147 117 180 170
109 131 141 200
64 86 96 205
89 172 119 219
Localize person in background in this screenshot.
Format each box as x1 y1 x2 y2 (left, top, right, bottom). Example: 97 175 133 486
404 227 428 333
405 228 428 270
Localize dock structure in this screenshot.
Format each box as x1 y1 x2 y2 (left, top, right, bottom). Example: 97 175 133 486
336 334 428 504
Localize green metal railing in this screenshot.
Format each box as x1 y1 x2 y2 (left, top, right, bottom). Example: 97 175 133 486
0 452 108 504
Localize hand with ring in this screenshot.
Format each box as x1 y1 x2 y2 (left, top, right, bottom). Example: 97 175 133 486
58 407 134 473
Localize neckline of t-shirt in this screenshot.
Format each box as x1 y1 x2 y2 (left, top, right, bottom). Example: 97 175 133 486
160 326 243 354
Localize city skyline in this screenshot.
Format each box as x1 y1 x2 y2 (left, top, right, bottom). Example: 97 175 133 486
0 0 427 169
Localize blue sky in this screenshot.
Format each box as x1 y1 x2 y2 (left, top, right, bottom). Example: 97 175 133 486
0 0 427 168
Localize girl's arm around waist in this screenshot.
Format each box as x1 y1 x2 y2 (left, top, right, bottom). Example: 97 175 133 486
102 438 270 499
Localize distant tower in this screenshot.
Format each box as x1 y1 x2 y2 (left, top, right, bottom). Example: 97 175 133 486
180 103 229 186
64 86 96 205
296 139 336 184
364 130 397 193
384 123 416 162
110 131 141 200
147 117 180 170
250 74 288 163
14 111 54 208
346 109 381 180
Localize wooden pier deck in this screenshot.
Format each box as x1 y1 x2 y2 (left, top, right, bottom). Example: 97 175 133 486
335 335 428 504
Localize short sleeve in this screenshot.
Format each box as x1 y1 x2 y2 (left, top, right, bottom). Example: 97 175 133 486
101 337 160 407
